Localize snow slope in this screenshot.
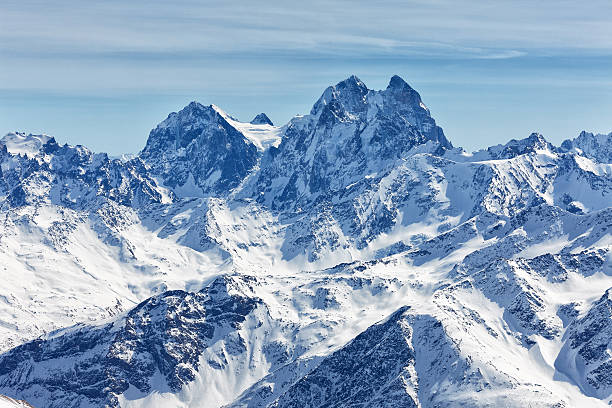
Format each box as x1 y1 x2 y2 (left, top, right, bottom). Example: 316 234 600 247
214 106 281 151
0 132 52 158
0 75 610 407
0 395 32 408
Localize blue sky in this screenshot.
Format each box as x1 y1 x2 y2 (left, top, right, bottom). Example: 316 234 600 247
1 0 611 154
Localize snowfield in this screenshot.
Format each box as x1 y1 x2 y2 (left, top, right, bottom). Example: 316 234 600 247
0 395 32 408
0 75 610 407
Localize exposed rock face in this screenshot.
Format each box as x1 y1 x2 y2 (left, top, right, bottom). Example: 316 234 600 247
0 134 167 210
250 113 274 126
234 75 459 260
140 102 258 196
249 75 451 211
0 276 274 408
560 131 612 164
556 288 612 399
270 306 420 408
0 75 610 408
483 132 552 159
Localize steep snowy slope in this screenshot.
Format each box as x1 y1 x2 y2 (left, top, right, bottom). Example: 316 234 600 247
0 135 231 350
555 288 612 399
220 110 281 151
0 395 32 408
0 75 610 407
1 243 609 407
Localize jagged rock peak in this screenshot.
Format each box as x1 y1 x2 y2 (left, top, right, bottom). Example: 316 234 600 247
387 74 413 90
250 113 274 126
382 74 430 112
139 100 258 197
310 74 369 117
484 132 552 159
560 130 612 163
305 74 452 149
523 132 550 149
336 74 368 92
167 101 214 121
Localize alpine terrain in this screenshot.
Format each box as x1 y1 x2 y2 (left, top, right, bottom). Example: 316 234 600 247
0 75 610 407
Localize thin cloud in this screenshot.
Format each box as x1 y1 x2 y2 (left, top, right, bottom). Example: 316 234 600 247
2 0 611 57
475 50 527 60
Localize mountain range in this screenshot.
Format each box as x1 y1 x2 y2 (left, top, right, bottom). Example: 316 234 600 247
0 75 610 407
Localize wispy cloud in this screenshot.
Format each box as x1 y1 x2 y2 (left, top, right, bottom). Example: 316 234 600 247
475 50 527 60
2 0 611 58
2 0 610 95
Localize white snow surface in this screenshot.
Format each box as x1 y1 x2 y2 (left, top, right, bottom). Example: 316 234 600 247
212 105 282 151
0 76 610 408
0 395 32 407
0 132 52 158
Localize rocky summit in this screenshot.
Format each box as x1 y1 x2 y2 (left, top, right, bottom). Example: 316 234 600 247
0 75 610 407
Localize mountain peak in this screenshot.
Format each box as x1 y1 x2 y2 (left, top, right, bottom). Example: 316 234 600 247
334 75 368 99
140 101 259 196
387 74 413 91
310 76 369 117
303 74 451 146
0 132 55 158
526 132 548 146
250 113 273 126
183 101 210 114
560 130 612 163
382 75 424 107
338 74 366 89
186 100 202 108
481 132 551 159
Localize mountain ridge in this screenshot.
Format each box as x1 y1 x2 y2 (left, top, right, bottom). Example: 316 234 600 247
0 75 610 407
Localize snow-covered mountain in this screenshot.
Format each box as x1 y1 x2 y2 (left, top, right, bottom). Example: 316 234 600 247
0 132 53 158
560 131 612 164
0 75 610 407
140 103 260 197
